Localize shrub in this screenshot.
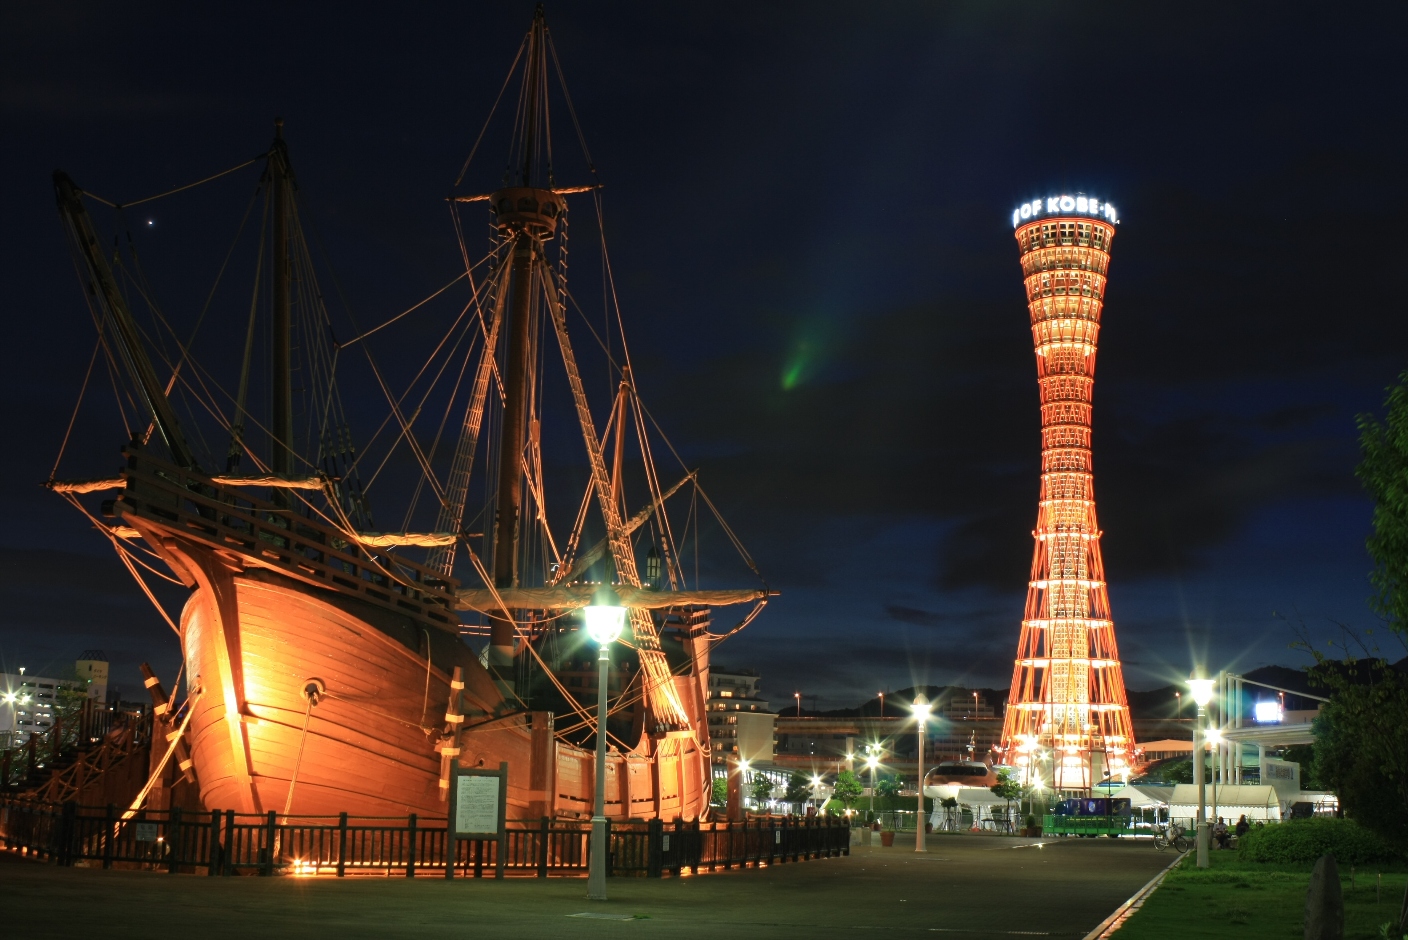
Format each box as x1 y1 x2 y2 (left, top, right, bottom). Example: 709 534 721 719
1237 817 1400 865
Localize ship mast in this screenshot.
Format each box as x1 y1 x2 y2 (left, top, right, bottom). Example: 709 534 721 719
53 172 197 470
269 119 295 505
486 9 555 687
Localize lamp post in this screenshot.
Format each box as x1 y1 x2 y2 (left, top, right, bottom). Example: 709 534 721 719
795 691 801 717
738 758 751 819
585 584 626 901
865 746 881 820
878 691 884 718
912 694 930 853
1188 671 1216 870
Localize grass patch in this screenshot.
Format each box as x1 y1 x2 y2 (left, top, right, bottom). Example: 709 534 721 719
1116 851 1408 940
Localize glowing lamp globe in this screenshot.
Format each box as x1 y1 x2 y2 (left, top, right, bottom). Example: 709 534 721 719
1187 673 1216 707
912 693 931 721
583 584 626 646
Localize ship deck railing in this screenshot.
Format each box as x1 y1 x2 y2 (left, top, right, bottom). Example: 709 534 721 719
0 798 849 878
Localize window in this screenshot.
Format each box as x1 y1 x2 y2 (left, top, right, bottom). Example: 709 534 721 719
720 690 733 698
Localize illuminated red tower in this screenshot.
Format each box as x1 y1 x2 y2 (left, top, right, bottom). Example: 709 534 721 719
1000 194 1135 790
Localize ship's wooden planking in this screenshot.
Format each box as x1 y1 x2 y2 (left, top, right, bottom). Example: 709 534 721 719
119 448 711 822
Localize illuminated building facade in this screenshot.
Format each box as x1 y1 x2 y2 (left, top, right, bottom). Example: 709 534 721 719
706 669 775 766
1000 194 1135 790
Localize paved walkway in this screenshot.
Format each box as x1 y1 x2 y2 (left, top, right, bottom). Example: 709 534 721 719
3 836 1172 939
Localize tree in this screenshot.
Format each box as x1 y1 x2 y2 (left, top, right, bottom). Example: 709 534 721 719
1300 374 1408 854
990 767 1022 803
875 775 902 798
711 777 728 808
989 767 1022 825
832 770 864 809
1306 663 1408 855
1358 369 1408 633
784 773 811 806
750 773 774 804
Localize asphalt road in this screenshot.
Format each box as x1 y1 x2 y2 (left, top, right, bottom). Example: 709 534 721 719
2 835 1174 939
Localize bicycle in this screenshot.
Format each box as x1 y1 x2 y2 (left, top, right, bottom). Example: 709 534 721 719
1152 822 1189 853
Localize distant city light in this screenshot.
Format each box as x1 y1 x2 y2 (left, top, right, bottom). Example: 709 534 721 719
1011 194 1118 228
1254 701 1283 723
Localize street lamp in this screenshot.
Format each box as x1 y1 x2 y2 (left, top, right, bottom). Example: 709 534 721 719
865 749 880 819
878 691 884 718
585 583 626 901
1188 671 1216 870
795 691 801 717
912 694 930 853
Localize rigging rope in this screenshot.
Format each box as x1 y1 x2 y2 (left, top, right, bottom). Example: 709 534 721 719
339 271 469 347
49 338 101 481
453 40 526 189
280 694 316 818
120 685 201 821
82 154 265 210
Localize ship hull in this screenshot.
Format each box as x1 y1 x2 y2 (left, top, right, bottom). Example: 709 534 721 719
144 523 709 821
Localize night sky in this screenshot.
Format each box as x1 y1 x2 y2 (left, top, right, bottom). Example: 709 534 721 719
4 2 1407 709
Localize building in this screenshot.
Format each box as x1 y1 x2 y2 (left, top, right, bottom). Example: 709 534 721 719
706 669 774 766
75 650 110 701
1000 194 1136 789
0 668 88 748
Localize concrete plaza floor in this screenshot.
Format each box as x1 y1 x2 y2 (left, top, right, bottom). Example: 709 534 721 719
1 835 1173 939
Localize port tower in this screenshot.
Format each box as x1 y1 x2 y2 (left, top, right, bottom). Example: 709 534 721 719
1000 194 1135 791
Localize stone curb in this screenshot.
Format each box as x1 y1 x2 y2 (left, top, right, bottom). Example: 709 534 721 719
1081 849 1187 940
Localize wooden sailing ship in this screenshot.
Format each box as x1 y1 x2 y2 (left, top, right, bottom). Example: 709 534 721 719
45 8 769 822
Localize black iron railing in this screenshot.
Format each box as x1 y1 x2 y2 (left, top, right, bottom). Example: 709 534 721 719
0 799 849 878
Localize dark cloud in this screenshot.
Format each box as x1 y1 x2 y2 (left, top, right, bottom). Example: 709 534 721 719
885 605 945 628
1 1 1404 702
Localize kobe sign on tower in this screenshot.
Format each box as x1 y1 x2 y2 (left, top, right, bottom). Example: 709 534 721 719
1000 194 1135 791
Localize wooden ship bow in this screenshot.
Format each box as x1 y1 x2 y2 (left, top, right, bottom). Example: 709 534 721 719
45 6 771 824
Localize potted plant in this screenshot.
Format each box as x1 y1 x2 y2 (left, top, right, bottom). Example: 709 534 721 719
879 829 896 847
1023 814 1040 837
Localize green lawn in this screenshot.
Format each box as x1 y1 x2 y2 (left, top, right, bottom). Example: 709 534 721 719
1116 851 1408 940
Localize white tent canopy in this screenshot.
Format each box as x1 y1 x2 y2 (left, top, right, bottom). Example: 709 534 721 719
1168 783 1280 822
1122 784 1173 809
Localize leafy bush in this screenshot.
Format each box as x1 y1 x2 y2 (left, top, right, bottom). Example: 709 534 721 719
1237 818 1400 865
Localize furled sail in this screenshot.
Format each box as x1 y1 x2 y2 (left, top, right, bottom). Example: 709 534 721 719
455 585 770 612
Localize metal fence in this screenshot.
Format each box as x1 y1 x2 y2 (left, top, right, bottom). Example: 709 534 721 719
0 798 849 878
1 702 149 790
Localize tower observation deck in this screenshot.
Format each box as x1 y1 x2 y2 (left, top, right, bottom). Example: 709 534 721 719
1000 194 1135 790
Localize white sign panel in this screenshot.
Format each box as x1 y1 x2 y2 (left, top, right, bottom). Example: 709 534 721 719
134 822 159 843
454 774 500 835
1011 194 1119 228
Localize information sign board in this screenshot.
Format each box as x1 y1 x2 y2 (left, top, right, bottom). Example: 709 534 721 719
445 761 508 880
454 774 500 836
